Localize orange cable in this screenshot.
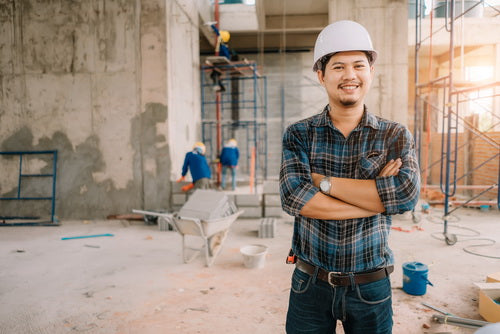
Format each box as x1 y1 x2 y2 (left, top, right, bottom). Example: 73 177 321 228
249 146 255 193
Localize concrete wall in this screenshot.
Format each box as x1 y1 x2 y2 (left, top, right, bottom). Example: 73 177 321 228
258 51 327 178
0 0 200 219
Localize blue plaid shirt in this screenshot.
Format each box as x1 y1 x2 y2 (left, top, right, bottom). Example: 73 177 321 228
280 105 420 272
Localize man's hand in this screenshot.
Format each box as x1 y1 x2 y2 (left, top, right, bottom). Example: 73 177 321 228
378 158 402 177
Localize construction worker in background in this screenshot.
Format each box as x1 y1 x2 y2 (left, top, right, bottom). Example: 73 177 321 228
220 138 239 190
210 23 231 59
177 142 211 192
208 22 232 92
279 20 420 333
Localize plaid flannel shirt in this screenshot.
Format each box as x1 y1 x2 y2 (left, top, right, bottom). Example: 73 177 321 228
279 105 420 272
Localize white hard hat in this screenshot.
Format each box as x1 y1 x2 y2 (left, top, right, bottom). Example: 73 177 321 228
312 20 378 71
193 141 206 154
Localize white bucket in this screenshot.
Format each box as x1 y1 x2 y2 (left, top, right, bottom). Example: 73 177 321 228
240 244 268 269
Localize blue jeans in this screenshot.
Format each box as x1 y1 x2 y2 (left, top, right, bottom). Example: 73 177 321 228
286 267 393 334
221 165 236 190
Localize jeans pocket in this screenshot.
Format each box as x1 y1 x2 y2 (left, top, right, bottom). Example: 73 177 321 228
355 277 392 305
290 268 312 294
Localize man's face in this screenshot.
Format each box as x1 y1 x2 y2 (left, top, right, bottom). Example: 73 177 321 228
317 51 374 108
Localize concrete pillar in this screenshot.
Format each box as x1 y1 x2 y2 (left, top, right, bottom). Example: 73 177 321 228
166 0 201 181
328 0 409 125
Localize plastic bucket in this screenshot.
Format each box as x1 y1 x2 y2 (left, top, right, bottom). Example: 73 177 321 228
402 261 433 295
240 244 268 269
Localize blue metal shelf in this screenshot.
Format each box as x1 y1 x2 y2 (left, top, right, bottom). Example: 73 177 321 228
0 150 58 226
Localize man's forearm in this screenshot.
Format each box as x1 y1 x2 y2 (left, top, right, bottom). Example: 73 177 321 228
330 177 385 213
311 158 403 213
299 192 378 220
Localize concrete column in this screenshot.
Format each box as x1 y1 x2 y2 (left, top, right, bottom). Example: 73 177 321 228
166 0 201 181
327 0 409 125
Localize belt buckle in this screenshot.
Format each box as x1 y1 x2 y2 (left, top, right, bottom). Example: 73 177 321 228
327 271 342 287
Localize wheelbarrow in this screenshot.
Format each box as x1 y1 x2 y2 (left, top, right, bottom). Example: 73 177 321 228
133 189 244 266
171 209 243 266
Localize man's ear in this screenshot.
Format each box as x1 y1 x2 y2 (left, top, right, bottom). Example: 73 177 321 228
316 70 325 86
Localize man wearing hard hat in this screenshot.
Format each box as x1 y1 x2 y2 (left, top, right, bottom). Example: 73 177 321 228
279 20 420 333
210 23 231 59
177 142 211 191
219 138 240 190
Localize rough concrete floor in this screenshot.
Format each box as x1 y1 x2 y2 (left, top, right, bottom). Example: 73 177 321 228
0 207 499 334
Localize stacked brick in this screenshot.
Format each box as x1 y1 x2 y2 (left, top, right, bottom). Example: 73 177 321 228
263 180 284 217
235 193 262 218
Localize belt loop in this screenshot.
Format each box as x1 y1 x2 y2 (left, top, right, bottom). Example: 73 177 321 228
384 267 389 277
312 266 319 284
348 273 355 290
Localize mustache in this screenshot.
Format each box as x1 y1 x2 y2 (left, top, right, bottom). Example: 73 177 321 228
338 81 361 88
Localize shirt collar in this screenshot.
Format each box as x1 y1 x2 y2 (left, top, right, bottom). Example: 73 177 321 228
313 104 380 130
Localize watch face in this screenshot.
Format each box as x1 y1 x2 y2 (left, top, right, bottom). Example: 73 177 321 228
320 179 329 193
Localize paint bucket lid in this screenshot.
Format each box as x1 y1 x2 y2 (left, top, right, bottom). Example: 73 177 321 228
403 261 428 273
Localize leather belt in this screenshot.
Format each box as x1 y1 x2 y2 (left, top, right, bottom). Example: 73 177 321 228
296 259 394 287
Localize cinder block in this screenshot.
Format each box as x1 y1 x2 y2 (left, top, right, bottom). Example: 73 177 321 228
179 190 233 220
264 194 281 206
172 205 183 212
172 193 187 205
263 180 280 194
258 217 276 238
264 206 283 217
236 194 261 206
239 206 262 218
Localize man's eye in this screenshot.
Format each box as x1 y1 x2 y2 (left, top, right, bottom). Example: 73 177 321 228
333 66 343 70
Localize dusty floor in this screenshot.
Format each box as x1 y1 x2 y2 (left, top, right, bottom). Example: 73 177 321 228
0 206 499 334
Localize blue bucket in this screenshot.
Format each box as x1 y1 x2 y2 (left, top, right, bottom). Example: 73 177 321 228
402 262 433 296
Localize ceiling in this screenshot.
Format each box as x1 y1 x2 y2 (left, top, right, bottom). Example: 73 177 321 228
199 0 329 54
200 0 500 59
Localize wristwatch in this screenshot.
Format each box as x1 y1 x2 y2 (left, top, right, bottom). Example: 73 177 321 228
319 177 331 195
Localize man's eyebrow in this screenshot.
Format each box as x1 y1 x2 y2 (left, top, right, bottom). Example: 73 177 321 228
330 60 368 66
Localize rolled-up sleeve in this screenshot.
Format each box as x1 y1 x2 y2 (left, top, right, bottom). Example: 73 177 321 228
376 127 420 215
279 124 319 217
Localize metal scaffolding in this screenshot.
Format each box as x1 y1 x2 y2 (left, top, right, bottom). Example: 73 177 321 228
413 0 500 245
201 57 268 191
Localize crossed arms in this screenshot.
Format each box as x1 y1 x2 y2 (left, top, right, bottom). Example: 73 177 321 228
299 159 401 220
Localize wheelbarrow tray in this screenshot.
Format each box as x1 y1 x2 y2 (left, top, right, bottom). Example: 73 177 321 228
174 209 244 237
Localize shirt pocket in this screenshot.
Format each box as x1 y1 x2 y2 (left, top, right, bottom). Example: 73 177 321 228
357 151 386 179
